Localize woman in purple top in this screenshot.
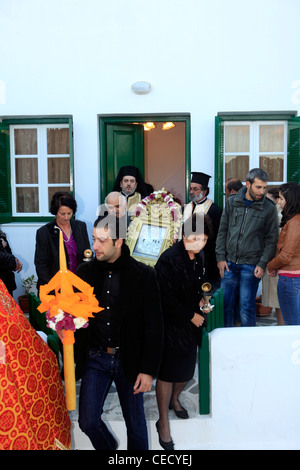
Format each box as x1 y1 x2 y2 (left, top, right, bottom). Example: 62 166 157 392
34 192 90 292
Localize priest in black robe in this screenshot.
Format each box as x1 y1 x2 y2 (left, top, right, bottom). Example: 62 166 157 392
182 171 222 289
112 165 149 215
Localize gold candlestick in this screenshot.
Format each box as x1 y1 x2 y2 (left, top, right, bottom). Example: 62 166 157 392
83 249 93 262
201 282 212 313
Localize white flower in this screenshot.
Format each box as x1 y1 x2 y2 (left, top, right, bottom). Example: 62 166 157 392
74 317 87 329
56 308 65 321
48 320 57 330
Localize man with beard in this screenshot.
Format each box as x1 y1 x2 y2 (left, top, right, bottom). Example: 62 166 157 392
216 168 279 327
182 172 222 289
76 214 163 450
112 165 149 216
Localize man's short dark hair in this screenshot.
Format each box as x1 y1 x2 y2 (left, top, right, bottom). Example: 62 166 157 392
246 168 269 184
267 187 279 199
227 179 243 193
94 214 127 240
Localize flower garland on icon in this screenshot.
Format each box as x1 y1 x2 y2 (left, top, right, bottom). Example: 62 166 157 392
38 229 103 411
134 188 180 221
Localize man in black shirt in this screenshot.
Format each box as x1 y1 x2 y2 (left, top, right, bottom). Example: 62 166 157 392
76 214 163 450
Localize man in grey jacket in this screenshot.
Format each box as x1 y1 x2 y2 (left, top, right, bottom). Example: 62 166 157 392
216 168 278 327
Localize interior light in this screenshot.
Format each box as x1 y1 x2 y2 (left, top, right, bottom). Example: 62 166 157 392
144 122 155 131
162 122 175 130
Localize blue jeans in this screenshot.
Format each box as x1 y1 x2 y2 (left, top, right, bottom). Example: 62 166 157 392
79 348 148 450
278 275 300 325
221 262 260 327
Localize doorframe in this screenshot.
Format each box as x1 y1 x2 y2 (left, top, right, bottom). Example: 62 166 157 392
99 113 191 202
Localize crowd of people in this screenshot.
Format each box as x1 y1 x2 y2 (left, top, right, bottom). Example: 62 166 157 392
1 164 300 451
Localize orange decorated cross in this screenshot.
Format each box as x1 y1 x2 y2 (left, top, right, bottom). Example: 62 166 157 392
37 229 103 410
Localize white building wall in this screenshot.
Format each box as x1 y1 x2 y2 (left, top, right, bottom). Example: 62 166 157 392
1 0 300 295
207 326 300 449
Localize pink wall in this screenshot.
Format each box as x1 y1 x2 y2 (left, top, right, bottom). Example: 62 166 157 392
144 122 186 205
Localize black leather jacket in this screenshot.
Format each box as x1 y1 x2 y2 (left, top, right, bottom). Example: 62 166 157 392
34 218 90 290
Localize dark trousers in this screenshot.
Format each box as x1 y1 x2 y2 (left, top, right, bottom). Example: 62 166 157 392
79 348 148 450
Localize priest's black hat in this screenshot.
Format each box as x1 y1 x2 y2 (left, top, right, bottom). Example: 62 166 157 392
191 172 211 188
112 165 149 198
117 165 139 179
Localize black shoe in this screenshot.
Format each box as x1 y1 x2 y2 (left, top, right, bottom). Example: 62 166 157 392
155 420 174 451
169 402 189 419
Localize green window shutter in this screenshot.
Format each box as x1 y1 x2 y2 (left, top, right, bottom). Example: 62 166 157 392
214 116 224 208
0 124 12 222
287 117 300 183
68 117 74 194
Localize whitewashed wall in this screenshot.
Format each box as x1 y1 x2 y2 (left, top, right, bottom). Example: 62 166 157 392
1 0 300 296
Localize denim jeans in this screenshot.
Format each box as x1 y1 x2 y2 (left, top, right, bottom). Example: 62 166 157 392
79 348 148 450
221 262 260 327
278 275 300 325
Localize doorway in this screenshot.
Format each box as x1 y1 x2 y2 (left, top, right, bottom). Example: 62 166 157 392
99 114 190 205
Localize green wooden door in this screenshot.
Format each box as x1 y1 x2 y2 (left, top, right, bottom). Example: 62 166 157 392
104 123 144 198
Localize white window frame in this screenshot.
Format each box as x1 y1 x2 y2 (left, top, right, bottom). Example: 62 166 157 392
223 120 288 185
10 123 70 217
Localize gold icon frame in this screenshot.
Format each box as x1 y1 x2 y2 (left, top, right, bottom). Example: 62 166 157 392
126 191 182 267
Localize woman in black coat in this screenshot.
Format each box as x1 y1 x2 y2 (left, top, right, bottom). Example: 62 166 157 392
34 191 90 291
154 213 213 450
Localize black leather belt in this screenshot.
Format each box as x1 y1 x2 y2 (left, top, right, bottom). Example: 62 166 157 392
102 346 119 355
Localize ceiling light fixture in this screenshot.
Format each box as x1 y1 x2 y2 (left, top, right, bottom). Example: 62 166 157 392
131 81 152 95
162 122 175 131
144 122 155 131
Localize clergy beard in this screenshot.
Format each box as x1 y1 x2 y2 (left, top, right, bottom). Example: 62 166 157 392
190 192 205 203
122 189 136 197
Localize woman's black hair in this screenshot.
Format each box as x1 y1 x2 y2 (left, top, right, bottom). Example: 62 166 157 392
182 213 213 239
50 191 77 215
279 182 300 227
267 187 279 200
